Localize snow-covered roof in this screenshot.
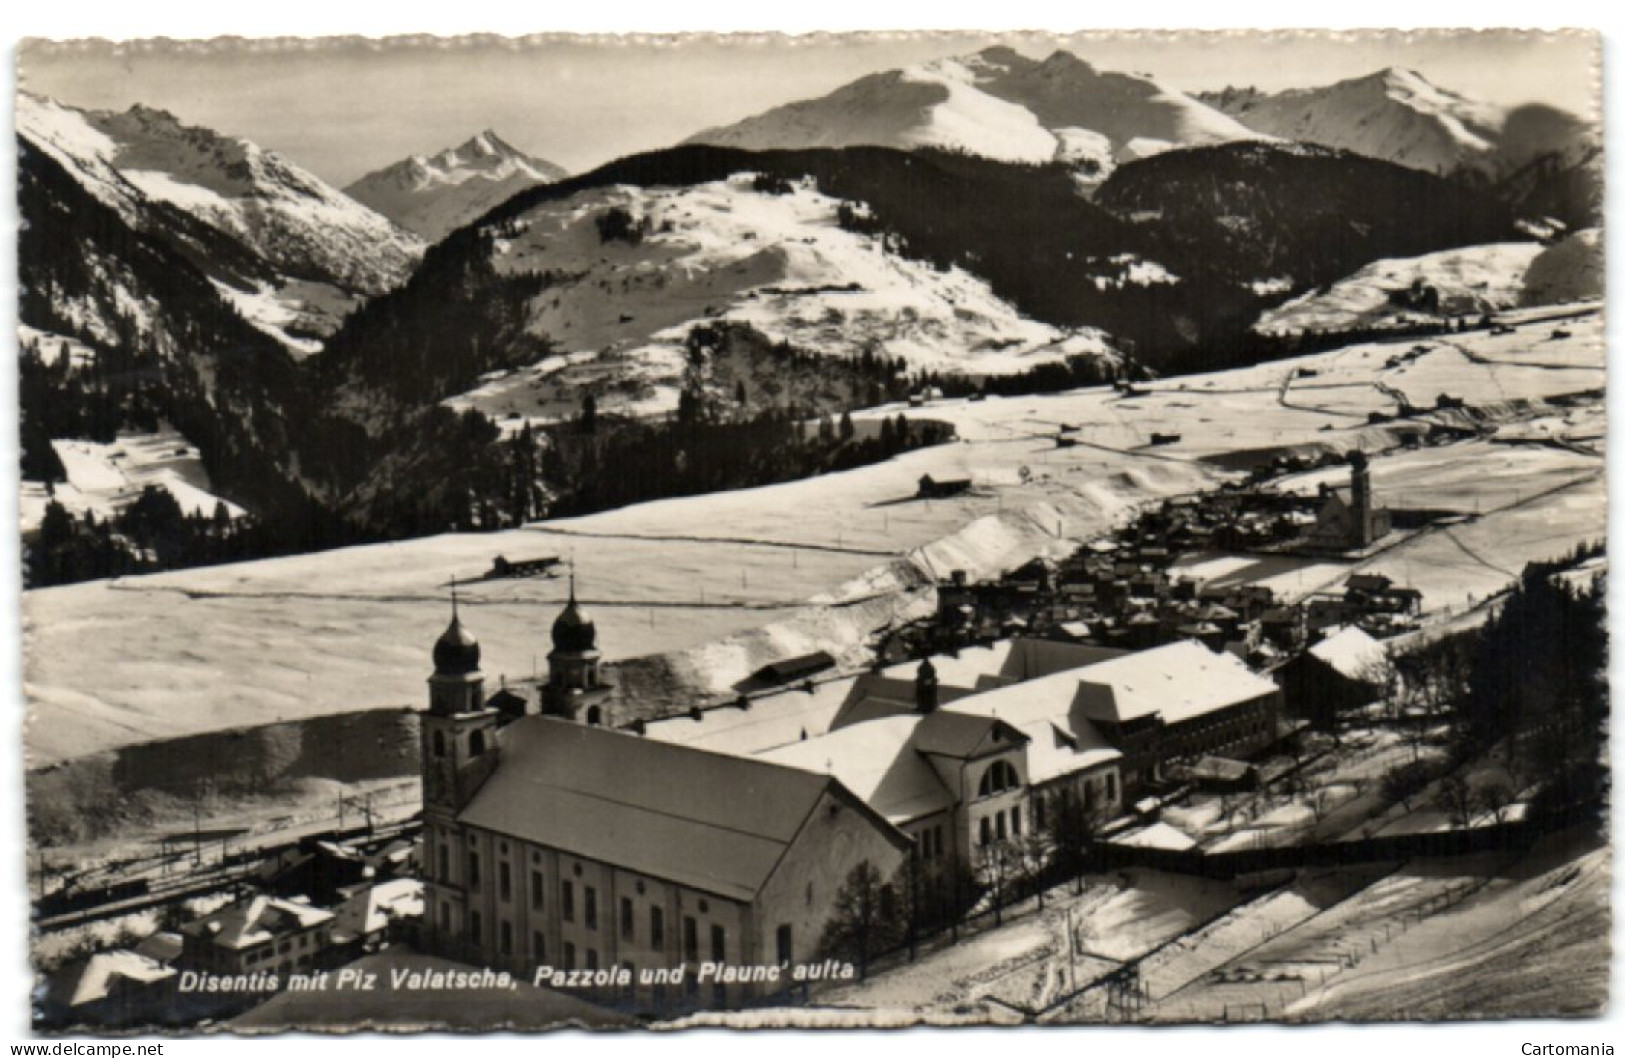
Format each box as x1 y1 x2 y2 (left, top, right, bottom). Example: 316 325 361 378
1071 640 1280 726
758 715 957 825
181 895 334 951
1109 822 1197 852
51 950 176 1008
1308 625 1387 681
332 878 424 940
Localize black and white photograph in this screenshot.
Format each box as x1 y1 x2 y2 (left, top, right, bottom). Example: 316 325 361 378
8 19 1611 1040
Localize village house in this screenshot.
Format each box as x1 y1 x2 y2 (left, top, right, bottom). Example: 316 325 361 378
176 894 336 978
1278 625 1389 729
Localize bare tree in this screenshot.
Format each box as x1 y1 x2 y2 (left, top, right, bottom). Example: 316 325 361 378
1438 775 1476 828
819 860 909 978
1474 779 1516 826
977 840 1021 927
1044 791 1097 894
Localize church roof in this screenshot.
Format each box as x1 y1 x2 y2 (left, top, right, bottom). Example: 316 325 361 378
459 717 906 901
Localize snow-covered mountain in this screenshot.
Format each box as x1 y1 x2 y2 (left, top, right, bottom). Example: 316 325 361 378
686 47 1265 177
16 93 423 352
410 173 1118 427
345 130 568 242
1199 68 1596 182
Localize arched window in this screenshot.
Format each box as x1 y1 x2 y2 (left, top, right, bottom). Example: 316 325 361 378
432 731 446 758
470 729 486 756
586 706 602 726
978 759 1019 798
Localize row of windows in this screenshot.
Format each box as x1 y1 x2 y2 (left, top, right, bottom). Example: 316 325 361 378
446 896 727 963
977 804 1022 846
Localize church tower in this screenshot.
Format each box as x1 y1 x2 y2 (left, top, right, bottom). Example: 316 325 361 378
543 574 613 724
421 590 501 820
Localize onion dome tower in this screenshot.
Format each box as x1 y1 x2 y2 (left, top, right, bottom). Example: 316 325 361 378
544 570 612 724
429 586 484 714
422 580 501 818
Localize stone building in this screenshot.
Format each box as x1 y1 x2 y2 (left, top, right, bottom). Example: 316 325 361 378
417 602 910 1010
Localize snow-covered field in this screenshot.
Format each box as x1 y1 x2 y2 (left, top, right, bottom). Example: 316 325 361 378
445 175 1115 427
19 427 246 535
23 305 1604 767
1253 242 1544 336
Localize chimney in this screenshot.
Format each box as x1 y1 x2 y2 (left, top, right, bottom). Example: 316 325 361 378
915 657 940 714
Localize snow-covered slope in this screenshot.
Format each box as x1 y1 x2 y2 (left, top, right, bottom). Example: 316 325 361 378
345 130 568 242
16 92 423 351
1201 69 1501 175
686 46 1263 171
1253 242 1545 335
444 173 1116 426
1201 69 1595 182
1519 229 1603 307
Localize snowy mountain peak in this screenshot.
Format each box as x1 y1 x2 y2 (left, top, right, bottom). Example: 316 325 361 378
685 46 1261 169
16 92 422 302
344 130 568 242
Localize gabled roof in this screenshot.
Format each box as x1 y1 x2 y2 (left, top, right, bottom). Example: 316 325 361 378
758 715 956 826
332 878 424 940
911 710 1027 760
460 717 905 902
1070 640 1279 727
1308 625 1387 682
180 895 332 951
49 950 175 1008
1017 718 1120 784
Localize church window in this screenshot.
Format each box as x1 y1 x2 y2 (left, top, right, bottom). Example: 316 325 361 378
531 870 544 910
499 861 512 902
468 851 480 888
585 886 598 929
500 920 513 956
711 924 726 961
562 880 575 922
650 906 665 948
621 897 635 941
438 845 449 882
683 917 699 962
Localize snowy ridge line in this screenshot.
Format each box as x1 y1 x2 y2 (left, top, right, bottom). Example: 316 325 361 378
98 581 809 612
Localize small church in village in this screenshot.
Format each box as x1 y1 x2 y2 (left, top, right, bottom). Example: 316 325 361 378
1308 451 1392 552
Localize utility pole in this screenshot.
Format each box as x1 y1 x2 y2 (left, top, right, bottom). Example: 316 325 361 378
193 780 205 866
